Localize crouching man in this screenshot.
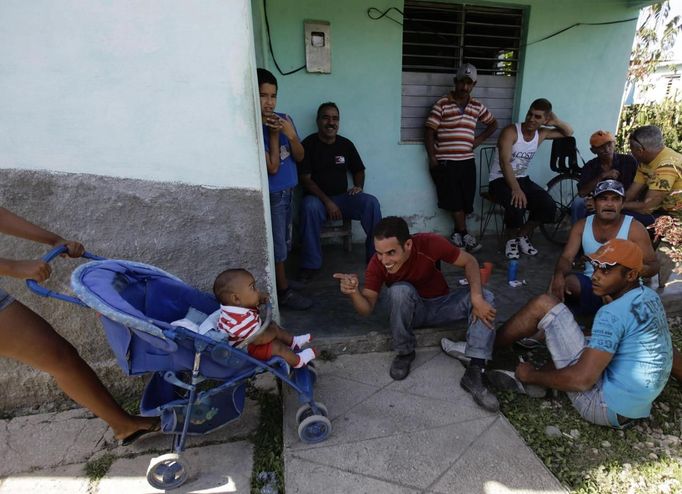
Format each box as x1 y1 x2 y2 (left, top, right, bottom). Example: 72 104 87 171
495 239 672 427
333 216 499 412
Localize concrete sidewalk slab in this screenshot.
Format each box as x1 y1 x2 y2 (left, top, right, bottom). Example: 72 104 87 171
97 441 253 493
283 350 567 493
0 464 90 494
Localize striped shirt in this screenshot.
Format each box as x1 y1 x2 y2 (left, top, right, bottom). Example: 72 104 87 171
425 95 494 161
217 305 261 346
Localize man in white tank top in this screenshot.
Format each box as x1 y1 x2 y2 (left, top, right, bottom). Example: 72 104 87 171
488 99 573 259
550 180 658 316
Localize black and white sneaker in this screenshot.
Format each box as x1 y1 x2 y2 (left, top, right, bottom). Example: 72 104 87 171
518 235 538 256
463 233 482 253
505 238 520 259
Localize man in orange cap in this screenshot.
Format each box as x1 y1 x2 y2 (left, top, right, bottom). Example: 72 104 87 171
571 130 637 222
490 238 673 428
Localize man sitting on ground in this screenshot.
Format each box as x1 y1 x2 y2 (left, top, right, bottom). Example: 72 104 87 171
298 102 382 281
571 131 637 222
494 239 672 428
333 216 499 412
488 98 573 259
623 125 682 227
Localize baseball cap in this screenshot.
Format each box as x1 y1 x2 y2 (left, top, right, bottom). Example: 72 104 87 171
455 63 477 82
593 179 625 198
587 238 643 274
590 130 615 148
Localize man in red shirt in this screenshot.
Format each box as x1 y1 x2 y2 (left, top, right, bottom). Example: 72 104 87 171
334 216 499 412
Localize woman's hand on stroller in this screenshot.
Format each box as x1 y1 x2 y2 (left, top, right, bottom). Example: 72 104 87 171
5 259 52 282
51 238 85 258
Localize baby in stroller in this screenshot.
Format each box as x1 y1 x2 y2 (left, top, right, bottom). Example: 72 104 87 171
213 268 316 368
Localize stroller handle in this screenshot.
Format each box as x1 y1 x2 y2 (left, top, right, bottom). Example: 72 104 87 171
25 245 105 306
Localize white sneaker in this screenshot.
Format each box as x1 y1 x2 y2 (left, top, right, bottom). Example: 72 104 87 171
518 235 538 256
463 233 482 253
450 232 463 247
505 238 520 259
440 338 470 365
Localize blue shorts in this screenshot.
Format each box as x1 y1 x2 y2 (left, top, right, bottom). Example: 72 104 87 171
0 287 16 311
270 188 294 263
568 273 603 316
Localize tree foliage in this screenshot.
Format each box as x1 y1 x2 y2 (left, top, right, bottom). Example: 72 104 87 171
628 1 681 84
616 99 682 151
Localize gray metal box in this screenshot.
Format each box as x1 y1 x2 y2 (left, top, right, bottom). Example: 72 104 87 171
305 20 331 74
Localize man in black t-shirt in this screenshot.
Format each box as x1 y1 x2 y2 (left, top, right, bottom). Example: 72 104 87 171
298 102 382 281
571 130 637 222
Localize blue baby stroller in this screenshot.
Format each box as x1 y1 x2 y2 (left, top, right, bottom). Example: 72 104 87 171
28 246 331 490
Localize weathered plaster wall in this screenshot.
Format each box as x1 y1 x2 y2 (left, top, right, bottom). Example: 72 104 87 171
251 0 640 234
0 170 270 408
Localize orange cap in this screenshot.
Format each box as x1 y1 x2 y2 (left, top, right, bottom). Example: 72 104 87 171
587 239 643 274
590 130 615 148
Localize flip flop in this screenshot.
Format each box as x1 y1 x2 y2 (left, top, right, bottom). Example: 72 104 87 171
119 422 162 447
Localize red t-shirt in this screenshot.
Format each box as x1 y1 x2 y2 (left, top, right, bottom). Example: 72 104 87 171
364 233 460 298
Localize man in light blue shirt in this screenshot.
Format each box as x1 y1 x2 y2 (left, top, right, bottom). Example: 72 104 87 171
492 239 672 427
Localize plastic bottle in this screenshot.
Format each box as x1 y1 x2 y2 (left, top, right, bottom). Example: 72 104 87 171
507 260 519 282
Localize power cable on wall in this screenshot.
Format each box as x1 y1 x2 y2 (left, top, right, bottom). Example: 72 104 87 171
367 5 637 48
263 0 305 76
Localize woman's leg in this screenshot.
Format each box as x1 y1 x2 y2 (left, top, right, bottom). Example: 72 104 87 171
0 301 157 440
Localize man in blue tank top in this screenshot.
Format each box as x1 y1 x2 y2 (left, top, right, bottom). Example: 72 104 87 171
550 180 658 316
492 239 672 427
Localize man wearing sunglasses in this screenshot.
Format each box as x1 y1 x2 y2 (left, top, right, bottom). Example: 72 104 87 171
551 179 658 317
492 239 673 428
623 125 682 227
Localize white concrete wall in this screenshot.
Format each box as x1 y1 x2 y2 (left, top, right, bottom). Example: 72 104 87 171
0 0 263 190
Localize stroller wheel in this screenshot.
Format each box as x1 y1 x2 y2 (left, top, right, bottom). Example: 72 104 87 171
146 453 190 490
295 402 328 424
298 414 332 443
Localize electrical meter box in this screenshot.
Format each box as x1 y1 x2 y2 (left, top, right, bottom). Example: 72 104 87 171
304 20 331 73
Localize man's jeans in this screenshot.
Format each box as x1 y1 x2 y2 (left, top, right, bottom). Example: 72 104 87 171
570 196 588 224
386 282 495 360
300 192 382 269
270 188 294 263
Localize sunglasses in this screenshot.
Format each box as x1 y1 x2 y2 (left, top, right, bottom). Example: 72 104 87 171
630 136 645 151
590 259 618 271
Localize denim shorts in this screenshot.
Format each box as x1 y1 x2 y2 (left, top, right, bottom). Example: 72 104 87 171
538 303 621 428
0 287 16 312
270 188 294 263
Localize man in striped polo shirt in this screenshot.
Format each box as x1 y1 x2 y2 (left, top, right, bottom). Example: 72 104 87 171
425 63 498 253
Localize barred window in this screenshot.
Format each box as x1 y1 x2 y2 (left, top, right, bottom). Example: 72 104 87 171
401 1 524 141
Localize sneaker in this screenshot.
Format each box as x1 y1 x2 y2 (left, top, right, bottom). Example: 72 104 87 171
514 336 546 350
505 238 520 259
449 232 463 247
463 233 482 253
460 365 500 412
518 236 538 256
389 351 416 380
278 288 312 311
440 338 471 366
486 369 547 398
297 268 319 284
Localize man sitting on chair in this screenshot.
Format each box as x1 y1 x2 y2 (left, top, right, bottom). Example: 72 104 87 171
488 98 573 259
298 102 382 281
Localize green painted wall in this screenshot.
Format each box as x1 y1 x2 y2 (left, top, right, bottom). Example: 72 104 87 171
251 0 640 235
